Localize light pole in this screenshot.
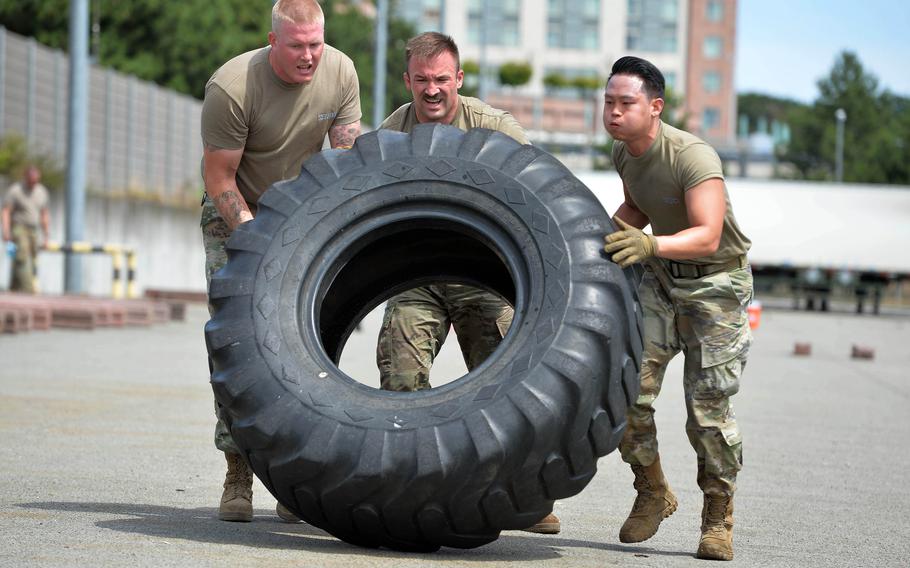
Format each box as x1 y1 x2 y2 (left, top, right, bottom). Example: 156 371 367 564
478 0 490 101
373 0 388 129
835 108 846 182
65 0 89 293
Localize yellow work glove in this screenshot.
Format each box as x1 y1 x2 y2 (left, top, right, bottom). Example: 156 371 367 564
603 216 659 268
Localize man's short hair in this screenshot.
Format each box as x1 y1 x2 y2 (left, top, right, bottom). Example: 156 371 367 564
272 0 324 32
405 32 460 72
608 56 665 100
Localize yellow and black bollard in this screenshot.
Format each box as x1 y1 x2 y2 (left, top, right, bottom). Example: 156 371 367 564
43 242 138 298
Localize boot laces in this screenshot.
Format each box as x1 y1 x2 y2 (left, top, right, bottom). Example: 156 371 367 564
704 496 728 527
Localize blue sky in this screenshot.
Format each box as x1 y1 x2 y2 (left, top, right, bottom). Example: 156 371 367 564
735 0 910 102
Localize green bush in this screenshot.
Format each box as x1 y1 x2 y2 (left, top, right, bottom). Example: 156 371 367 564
0 133 65 191
498 61 532 87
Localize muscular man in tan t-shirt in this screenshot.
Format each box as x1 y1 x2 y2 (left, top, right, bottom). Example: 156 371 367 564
201 0 361 524
602 56 752 561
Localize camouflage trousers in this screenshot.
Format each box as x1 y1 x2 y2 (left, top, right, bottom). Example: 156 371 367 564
9 223 38 293
200 200 240 455
376 284 513 391
620 261 753 497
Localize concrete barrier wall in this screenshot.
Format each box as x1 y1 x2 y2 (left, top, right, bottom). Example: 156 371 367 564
1 195 206 296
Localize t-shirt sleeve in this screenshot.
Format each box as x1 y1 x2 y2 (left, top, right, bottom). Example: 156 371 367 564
677 142 724 191
493 113 530 144
200 83 247 150
379 104 410 131
333 57 362 126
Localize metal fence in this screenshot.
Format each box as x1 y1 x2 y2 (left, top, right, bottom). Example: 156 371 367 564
0 27 203 205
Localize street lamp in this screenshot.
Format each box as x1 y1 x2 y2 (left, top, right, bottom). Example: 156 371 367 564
835 108 846 182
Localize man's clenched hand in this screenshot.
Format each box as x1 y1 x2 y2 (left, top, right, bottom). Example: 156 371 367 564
603 216 658 268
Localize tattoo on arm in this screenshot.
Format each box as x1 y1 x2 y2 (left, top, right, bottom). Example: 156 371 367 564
329 122 361 149
213 190 251 229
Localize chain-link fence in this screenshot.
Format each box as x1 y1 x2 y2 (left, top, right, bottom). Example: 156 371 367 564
0 27 203 206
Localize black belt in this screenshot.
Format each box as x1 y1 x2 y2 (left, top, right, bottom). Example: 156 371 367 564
664 255 747 279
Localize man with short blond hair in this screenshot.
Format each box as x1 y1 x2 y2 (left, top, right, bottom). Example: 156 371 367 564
201 0 361 523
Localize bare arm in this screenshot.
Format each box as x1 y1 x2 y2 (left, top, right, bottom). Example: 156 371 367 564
328 121 361 149
612 183 650 228
40 207 50 246
652 178 726 260
202 144 252 230
1 205 10 241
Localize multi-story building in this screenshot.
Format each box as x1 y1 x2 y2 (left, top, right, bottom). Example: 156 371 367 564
392 0 737 155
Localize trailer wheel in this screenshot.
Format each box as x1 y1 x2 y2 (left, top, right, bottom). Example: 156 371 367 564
205 124 642 551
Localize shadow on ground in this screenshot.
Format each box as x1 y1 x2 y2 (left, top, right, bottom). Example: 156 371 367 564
18 501 694 561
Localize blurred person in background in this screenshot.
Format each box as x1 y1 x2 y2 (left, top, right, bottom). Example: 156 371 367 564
2 165 49 293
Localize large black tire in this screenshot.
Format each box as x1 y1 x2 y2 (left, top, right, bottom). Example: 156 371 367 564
205 124 642 551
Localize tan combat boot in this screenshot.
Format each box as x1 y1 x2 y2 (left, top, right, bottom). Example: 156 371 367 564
521 512 561 534
696 494 734 561
619 455 678 543
276 502 301 523
219 452 253 522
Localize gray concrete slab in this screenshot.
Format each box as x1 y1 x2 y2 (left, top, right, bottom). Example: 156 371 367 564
1 303 909 567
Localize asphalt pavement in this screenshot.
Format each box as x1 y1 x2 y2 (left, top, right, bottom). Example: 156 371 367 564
1 301 908 567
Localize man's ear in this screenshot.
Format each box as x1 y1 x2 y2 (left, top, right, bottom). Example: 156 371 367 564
455 69 464 89
651 97 665 117
403 72 411 90
268 31 277 49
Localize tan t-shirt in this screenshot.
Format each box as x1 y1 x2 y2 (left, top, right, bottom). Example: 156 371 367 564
4 182 49 227
381 96 529 144
201 45 361 204
612 121 751 265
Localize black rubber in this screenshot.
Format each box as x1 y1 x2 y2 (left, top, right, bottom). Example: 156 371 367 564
205 124 643 551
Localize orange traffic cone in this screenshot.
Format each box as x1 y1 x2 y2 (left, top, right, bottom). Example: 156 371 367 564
747 300 762 330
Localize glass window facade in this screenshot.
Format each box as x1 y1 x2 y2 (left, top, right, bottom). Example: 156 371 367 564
702 70 721 93
547 0 600 49
468 0 521 46
395 0 444 33
703 36 723 58
703 107 720 130
626 0 679 52
706 0 724 22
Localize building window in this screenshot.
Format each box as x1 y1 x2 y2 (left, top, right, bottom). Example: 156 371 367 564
706 0 723 22
703 107 720 131
626 0 679 53
548 0 600 49
702 71 721 93
703 36 723 58
394 0 444 33
468 0 521 47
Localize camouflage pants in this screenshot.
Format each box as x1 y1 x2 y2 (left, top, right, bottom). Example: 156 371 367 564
620 261 753 497
376 284 513 391
9 223 38 293
200 200 240 455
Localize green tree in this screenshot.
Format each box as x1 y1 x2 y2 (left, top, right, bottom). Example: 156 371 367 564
0 0 417 116
0 0 269 99
781 51 910 183
737 92 805 134
322 0 415 126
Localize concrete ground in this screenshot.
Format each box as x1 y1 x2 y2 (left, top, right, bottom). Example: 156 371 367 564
1 302 909 567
